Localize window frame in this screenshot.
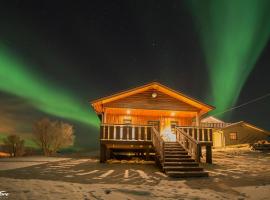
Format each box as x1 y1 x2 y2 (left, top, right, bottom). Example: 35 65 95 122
123 118 132 125
229 132 237 140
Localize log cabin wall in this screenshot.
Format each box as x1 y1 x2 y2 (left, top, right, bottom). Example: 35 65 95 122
105 113 192 126
104 113 193 135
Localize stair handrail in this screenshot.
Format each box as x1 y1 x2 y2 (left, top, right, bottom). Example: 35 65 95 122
175 127 201 163
151 126 165 166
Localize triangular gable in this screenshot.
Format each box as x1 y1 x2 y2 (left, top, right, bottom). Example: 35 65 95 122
201 116 225 123
103 88 200 112
91 82 214 114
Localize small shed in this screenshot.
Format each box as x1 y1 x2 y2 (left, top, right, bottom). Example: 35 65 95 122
220 121 269 146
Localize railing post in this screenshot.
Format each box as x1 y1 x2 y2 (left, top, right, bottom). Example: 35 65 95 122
202 129 205 141
113 126 116 140
144 126 147 141
103 125 105 139
207 129 210 142
151 128 153 142
120 126 123 140
107 126 111 140
127 126 129 140
132 126 135 140
139 127 141 140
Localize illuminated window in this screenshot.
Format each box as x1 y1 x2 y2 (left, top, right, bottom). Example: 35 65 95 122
123 118 132 124
229 132 237 140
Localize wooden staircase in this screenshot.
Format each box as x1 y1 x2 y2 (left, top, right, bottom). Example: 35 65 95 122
163 142 208 178
151 126 212 178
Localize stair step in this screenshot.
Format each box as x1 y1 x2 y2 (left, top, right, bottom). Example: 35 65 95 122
165 158 194 162
164 166 203 171
164 155 191 158
164 145 181 148
166 171 209 178
164 146 181 148
164 151 186 154
165 152 188 155
164 142 179 144
164 162 199 167
164 148 185 151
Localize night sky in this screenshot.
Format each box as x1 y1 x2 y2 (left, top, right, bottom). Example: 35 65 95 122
0 0 269 149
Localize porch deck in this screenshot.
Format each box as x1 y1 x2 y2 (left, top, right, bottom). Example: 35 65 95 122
100 123 213 177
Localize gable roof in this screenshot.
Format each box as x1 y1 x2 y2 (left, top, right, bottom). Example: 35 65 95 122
223 121 270 135
91 82 215 114
201 116 225 123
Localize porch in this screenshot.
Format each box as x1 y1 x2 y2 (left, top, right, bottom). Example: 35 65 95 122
100 124 213 168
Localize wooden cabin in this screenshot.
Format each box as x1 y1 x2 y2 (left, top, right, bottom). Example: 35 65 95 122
91 82 215 177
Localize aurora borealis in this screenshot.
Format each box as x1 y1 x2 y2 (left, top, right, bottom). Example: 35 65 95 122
0 1 269 149
188 0 270 114
0 46 99 128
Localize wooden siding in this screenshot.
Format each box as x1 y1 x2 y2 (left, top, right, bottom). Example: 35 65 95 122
105 114 193 127
103 89 199 112
223 125 269 146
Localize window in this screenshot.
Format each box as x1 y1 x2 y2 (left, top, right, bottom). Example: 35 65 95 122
123 118 132 125
229 132 237 140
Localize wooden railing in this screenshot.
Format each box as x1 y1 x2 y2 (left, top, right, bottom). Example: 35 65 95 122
100 124 152 141
100 123 165 165
100 123 212 164
176 126 213 163
177 126 213 142
199 122 231 128
151 127 164 166
176 127 201 162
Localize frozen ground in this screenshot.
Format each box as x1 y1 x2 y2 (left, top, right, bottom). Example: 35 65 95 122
0 147 269 200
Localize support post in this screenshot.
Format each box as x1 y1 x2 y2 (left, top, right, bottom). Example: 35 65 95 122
195 112 199 127
106 147 111 161
100 144 107 163
146 147 150 160
195 144 201 163
206 145 212 164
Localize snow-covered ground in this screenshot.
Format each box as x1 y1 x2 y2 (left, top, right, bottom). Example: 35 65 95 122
0 156 71 170
0 147 269 200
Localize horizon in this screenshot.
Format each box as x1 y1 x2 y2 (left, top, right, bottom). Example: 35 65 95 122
0 0 269 149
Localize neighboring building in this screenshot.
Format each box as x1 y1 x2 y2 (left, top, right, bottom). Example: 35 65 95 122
201 117 270 147
91 82 214 177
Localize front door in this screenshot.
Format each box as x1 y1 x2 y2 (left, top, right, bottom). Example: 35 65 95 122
170 121 179 134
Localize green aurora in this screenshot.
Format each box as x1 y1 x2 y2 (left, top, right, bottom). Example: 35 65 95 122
188 0 270 114
0 47 99 128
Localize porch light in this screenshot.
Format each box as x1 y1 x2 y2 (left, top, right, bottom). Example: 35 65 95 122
171 112 175 116
126 110 131 114
152 92 157 98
